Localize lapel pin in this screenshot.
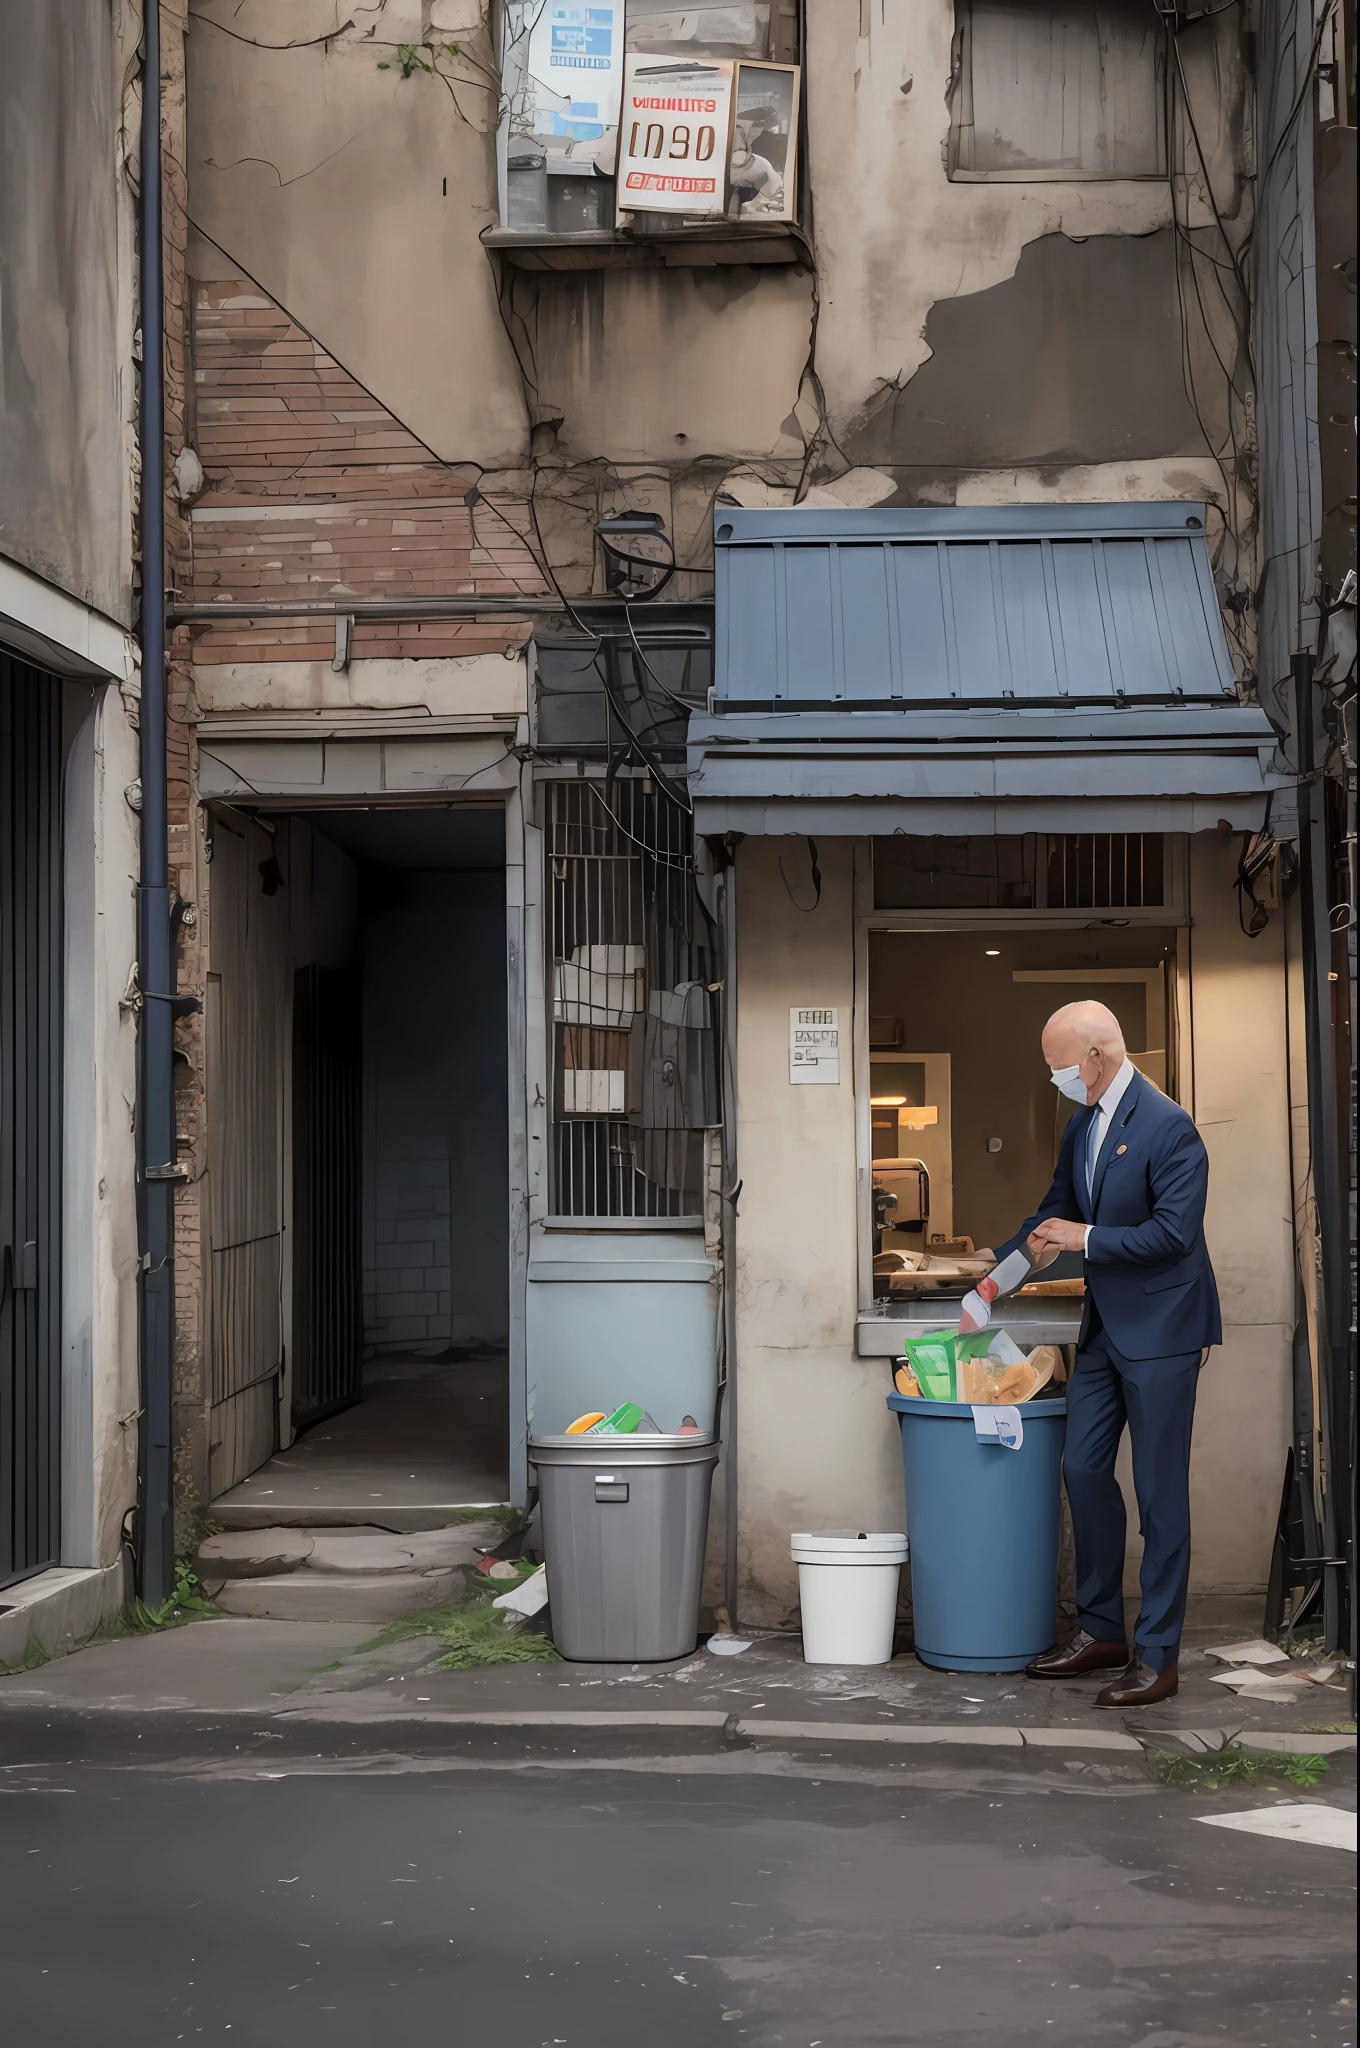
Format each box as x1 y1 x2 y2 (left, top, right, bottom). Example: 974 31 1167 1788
1115 1144 1127 1156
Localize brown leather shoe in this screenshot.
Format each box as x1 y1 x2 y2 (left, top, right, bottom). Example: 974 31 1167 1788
1025 1629 1130 1679
1094 1658 1179 1707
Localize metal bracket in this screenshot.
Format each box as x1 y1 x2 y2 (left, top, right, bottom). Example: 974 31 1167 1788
144 1162 190 1183
332 613 353 674
143 990 203 1018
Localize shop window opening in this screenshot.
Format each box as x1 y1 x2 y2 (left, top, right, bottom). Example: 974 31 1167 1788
546 779 717 1217
865 914 1181 1309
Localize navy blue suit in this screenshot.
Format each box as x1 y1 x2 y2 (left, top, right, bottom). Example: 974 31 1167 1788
997 1070 1220 1669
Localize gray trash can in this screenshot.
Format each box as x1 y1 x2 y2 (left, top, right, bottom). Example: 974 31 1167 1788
529 1432 719 1662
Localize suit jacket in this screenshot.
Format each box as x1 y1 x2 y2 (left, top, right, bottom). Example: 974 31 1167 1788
996 1069 1221 1361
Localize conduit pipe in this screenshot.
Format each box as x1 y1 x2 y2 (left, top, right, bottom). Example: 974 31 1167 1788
135 0 176 1607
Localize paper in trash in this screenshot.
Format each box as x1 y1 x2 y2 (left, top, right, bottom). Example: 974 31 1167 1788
972 1404 1023 1449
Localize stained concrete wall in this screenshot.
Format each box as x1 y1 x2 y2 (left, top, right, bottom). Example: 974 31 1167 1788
183 0 1251 587
61 682 143 1573
0 1 133 622
732 835 1292 1627
185 3 527 466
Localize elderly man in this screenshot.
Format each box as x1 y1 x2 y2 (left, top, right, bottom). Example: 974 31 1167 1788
992 1000 1220 1706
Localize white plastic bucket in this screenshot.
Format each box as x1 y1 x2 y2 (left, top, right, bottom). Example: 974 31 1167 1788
790 1529 909 1665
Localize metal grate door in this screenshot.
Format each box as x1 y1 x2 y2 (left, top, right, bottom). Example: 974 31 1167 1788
546 780 717 1218
291 964 363 1427
1 655 62 1588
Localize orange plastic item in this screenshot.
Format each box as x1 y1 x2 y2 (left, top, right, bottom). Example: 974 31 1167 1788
565 1411 607 1435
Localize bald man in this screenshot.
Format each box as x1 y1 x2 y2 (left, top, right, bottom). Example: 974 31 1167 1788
992 1001 1220 1706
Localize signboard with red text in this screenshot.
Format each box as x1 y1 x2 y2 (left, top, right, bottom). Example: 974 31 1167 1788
617 56 734 215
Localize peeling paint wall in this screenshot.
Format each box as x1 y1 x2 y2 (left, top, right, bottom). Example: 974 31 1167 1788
0 1 134 622
183 0 1256 602
185 2 527 466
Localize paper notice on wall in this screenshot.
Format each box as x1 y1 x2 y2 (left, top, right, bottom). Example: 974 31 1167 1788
789 1007 839 1084
523 3 626 138
617 56 734 215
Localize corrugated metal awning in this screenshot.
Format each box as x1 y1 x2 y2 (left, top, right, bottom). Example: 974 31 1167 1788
695 502 1289 834
713 501 1238 708
687 705 1291 836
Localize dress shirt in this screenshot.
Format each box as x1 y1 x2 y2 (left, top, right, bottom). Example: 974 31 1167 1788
1082 1057 1137 1251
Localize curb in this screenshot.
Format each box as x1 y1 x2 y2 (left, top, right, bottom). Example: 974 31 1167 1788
0 1694 1352 1760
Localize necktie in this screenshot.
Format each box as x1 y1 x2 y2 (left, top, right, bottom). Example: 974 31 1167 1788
1086 1108 1103 1208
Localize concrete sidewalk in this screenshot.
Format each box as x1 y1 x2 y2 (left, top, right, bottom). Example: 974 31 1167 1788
0 1610 1352 1764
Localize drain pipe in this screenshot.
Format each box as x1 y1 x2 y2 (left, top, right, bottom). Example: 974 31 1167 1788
135 0 175 1607
718 855 741 1630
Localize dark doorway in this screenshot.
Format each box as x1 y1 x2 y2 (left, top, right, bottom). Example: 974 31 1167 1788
291 964 363 1428
208 805 510 1525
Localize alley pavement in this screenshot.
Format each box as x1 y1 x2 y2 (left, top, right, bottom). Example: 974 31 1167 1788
2 1729 1355 2047
3 1613 1354 2046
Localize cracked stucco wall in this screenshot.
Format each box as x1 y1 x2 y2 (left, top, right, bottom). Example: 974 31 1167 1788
185 0 1255 611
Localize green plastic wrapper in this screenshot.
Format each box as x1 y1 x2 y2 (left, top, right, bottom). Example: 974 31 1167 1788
901 1328 995 1401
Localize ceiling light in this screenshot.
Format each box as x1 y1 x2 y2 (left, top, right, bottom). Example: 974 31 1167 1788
985 948 1001 956
871 1095 908 1107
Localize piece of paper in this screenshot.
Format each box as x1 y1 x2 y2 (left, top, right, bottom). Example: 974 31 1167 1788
987 1329 1027 1367
1208 1675 1307 1701
706 1634 752 1656
1203 1638 1291 1666
789 1006 840 1084
491 1564 550 1616
971 1404 1023 1450
1197 1803 1357 1852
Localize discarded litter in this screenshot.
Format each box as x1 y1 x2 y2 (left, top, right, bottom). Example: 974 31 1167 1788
895 1328 1060 1405
1204 1638 1291 1666
562 1403 676 1436
706 1634 752 1656
492 1564 550 1617
1197 1803 1357 1852
1209 1669 1307 1696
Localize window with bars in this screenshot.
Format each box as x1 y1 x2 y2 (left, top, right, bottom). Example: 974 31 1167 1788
1045 833 1164 908
546 779 718 1217
872 833 1166 910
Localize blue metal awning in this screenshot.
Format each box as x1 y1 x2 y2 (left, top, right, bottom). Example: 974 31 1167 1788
694 503 1289 835
713 501 1238 709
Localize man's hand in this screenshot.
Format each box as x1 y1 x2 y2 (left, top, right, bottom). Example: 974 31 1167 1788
1027 1218 1087 1261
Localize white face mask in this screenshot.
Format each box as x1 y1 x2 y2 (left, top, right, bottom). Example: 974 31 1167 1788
1049 1063 1090 1105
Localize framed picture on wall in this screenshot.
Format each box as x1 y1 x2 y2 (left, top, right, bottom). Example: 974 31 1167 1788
728 60 799 222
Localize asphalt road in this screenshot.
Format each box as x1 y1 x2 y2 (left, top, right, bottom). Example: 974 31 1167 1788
1 1743 1353 2047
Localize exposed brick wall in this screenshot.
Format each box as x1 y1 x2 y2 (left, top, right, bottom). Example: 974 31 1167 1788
160 1 212 1534
186 281 545 664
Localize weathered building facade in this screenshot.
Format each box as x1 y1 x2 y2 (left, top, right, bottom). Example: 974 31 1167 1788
6 0 1349 1658
1 2 145 1657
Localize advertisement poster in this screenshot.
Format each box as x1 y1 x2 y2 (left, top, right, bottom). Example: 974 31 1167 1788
617 56 734 214
522 2 625 143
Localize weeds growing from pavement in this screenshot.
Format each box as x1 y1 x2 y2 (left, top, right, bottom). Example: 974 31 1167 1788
1156 1743 1330 1791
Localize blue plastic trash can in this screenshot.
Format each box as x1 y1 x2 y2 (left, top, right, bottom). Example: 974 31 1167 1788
887 1392 1067 1673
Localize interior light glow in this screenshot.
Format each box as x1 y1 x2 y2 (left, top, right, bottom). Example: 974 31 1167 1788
985 948 1001 956
871 1095 908 1107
